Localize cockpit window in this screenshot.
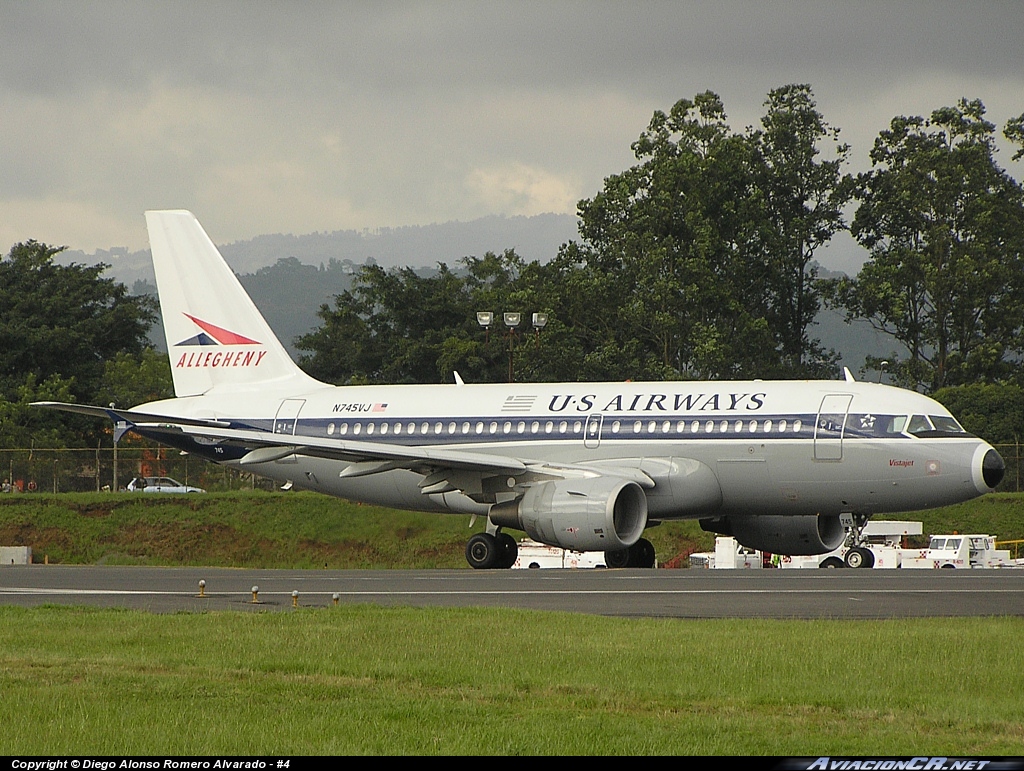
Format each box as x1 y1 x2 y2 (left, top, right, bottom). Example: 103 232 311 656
907 415 933 434
906 414 971 438
930 415 966 433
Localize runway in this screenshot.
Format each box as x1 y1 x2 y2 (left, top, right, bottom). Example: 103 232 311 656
1 565 1022 618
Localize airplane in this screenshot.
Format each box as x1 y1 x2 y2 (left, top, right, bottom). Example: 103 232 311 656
35 210 1006 569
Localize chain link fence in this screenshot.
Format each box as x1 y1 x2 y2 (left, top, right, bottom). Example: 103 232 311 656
0 445 277 494
2 443 1022 495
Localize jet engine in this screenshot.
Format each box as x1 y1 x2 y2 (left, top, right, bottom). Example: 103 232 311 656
699 513 845 555
490 476 648 552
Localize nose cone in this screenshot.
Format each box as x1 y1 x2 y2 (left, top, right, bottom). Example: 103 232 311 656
983 448 1005 490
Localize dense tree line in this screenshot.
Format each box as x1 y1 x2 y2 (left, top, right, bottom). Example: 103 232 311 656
0 242 168 448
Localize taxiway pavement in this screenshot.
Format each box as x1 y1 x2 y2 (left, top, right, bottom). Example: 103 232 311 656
1 565 1021 618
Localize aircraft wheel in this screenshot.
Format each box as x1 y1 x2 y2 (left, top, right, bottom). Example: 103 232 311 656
941 563 956 569
604 548 631 568
633 538 656 568
466 533 500 569
845 547 874 569
819 556 845 569
496 532 518 569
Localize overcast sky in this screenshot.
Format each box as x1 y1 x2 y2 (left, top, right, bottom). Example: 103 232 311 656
2 1 1022 273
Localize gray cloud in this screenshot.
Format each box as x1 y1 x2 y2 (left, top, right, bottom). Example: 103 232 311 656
1 0 1022 271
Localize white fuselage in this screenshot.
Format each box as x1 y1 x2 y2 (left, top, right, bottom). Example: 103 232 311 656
138 377 997 521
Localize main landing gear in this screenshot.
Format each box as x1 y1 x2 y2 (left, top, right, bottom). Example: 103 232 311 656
603 538 656 569
465 531 518 569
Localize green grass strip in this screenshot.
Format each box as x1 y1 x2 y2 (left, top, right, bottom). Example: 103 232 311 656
1 606 1023 755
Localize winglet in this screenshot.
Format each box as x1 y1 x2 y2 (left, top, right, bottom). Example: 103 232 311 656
454 371 465 386
843 367 856 383
110 415 133 444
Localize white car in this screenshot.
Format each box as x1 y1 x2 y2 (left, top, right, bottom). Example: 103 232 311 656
126 476 205 493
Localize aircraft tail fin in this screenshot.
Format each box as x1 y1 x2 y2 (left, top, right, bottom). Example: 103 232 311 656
145 210 317 397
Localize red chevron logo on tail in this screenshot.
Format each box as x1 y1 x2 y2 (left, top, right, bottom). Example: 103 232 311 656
176 314 261 346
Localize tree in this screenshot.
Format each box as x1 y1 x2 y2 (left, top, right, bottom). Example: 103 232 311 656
98 348 173 409
931 382 1024 446
566 91 775 380
828 99 1024 392
567 88 849 380
298 258 504 384
750 84 851 374
0 241 157 445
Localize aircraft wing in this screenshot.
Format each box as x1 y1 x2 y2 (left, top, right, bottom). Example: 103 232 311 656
32 401 231 428
34 401 527 476
173 422 528 475
163 420 654 495
32 401 658 489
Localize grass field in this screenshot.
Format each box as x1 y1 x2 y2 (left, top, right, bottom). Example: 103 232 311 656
2 492 1023 755
2 490 1023 568
0 490 709 568
2 606 1023 755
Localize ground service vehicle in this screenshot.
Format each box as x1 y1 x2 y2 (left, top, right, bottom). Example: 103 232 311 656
689 537 763 569
511 539 607 569
901 534 1014 569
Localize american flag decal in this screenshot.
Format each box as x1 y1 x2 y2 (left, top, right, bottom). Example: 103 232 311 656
501 395 537 413
372 403 388 412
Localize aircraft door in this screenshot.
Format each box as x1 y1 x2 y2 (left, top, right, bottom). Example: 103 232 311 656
814 394 852 461
584 414 603 449
274 399 306 436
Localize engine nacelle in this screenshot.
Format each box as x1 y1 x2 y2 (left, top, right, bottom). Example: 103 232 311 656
490 477 648 552
699 513 845 556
